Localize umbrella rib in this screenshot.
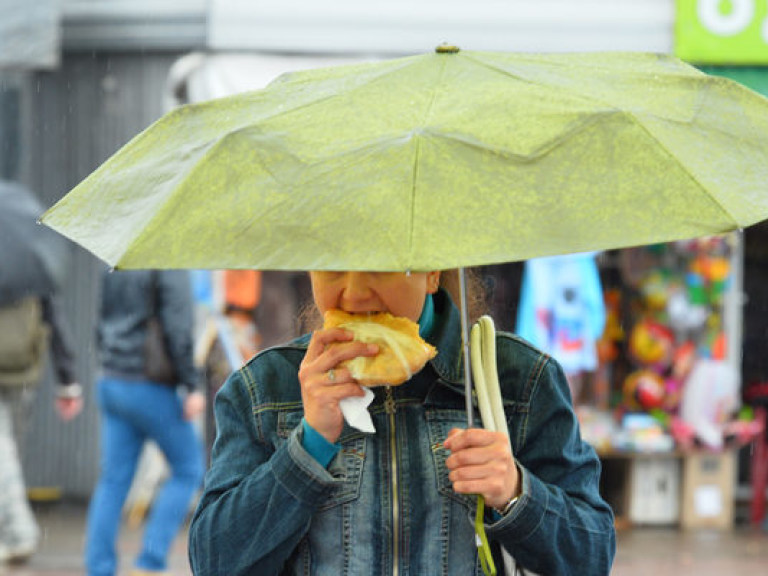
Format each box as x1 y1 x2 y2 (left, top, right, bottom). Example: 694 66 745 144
221 59 422 127
461 51 549 86
459 52 700 121
461 55 636 115
623 113 743 227
409 55 449 270
459 51 640 100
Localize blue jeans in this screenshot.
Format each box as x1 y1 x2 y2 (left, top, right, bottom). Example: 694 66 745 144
85 377 204 576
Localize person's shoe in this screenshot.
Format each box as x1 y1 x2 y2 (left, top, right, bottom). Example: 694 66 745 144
6 544 37 564
0 540 36 565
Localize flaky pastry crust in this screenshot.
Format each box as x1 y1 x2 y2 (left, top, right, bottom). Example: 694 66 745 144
323 310 437 386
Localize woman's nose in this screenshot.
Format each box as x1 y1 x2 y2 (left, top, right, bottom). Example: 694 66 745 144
341 272 373 303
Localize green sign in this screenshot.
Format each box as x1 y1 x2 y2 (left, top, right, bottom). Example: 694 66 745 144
676 0 768 64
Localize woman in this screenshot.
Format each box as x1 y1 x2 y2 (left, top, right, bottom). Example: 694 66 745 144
189 270 615 575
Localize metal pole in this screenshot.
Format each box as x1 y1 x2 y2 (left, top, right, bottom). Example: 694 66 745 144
458 267 474 428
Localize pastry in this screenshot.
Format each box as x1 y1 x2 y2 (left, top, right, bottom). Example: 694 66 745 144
323 309 437 386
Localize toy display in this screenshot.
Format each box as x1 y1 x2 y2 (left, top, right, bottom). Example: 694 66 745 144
622 369 666 411
679 359 740 449
599 234 745 451
628 318 675 368
532 235 752 453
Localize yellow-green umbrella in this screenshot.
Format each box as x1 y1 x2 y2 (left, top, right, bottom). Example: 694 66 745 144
42 48 768 272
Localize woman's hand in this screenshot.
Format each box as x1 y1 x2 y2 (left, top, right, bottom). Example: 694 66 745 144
443 427 520 510
299 327 378 443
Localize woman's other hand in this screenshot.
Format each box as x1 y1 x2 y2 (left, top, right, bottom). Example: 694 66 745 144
443 427 520 510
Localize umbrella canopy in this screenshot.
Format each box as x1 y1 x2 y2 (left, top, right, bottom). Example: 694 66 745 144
41 48 768 271
0 181 67 305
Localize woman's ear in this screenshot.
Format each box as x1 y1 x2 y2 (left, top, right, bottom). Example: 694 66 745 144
427 271 441 294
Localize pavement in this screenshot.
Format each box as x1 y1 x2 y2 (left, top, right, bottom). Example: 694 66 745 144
0 501 191 576
3 500 768 575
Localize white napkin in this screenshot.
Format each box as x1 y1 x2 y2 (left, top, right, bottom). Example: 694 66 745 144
339 387 376 433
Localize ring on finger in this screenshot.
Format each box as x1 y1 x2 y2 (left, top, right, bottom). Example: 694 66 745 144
328 369 336 382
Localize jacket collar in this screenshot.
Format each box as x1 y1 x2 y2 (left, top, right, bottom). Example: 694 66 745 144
424 288 464 390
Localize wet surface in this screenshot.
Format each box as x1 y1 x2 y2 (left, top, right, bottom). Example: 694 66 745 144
2 502 768 575
612 525 768 576
1 502 190 575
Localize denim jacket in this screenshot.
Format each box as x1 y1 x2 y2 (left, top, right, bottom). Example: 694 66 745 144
189 290 615 575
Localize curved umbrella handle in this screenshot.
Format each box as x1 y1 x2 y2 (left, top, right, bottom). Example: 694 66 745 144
472 315 523 576
470 317 497 576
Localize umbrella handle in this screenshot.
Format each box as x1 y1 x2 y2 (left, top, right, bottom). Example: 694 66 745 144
476 316 510 441
470 316 499 576
471 323 495 431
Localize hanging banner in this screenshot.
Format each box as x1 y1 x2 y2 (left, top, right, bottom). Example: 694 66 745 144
675 0 768 64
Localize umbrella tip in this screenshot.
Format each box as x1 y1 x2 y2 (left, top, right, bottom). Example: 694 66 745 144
435 44 460 54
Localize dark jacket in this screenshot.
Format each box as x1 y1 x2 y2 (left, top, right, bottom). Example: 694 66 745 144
97 268 198 391
42 293 77 386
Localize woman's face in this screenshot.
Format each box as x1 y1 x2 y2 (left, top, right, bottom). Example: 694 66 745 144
309 271 441 322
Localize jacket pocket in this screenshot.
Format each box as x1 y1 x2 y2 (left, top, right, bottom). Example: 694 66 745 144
277 410 366 510
426 408 475 510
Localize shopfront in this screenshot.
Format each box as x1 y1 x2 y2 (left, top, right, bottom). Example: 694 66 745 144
562 2 768 529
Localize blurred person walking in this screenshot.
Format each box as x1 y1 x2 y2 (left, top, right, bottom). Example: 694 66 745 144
0 295 83 564
86 269 205 576
0 181 83 565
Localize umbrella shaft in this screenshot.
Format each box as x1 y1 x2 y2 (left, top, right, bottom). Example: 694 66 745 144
459 268 474 428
